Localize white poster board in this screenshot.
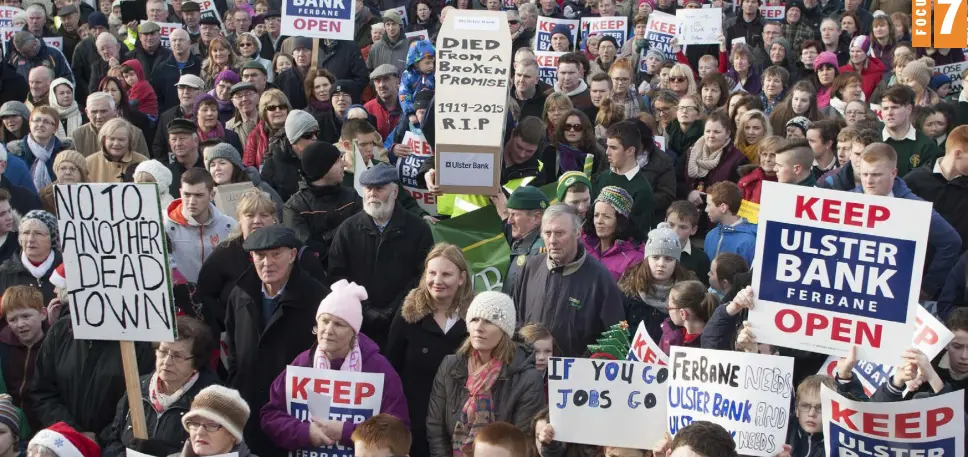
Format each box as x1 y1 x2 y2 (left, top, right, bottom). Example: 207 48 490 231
0 6 22 28
535 50 564 86
676 8 722 45
548 357 668 449
285 366 385 457
281 0 354 41
933 61 968 95
626 321 669 365
579 16 628 50
750 181 931 365
54 183 176 342
668 346 794 457
645 12 677 61
157 22 183 49
821 385 964 457
758 5 785 20
533 16 579 51
397 131 437 216
43 36 63 52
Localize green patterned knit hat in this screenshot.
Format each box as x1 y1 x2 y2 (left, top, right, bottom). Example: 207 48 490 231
595 186 633 218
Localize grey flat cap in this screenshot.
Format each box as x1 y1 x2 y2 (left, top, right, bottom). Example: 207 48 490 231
358 162 399 187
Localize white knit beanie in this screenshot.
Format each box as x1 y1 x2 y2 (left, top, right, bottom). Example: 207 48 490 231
465 291 516 337
134 160 173 195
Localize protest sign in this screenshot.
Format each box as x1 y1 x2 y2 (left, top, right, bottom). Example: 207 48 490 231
675 8 721 45
579 16 628 50
397 131 437 216
434 11 510 195
0 27 16 56
43 36 63 52
55 183 176 343
548 357 668 449
645 12 677 60
817 304 954 394
821 385 965 457
157 22 183 48
758 5 785 19
738 200 760 224
186 0 224 29
0 6 22 28
626 321 669 365
535 51 563 86
382 6 408 28
405 29 428 42
534 16 579 51
654 136 665 153
281 0 354 41
285 366 385 457
668 347 794 457
214 182 255 221
750 181 931 365
934 61 968 94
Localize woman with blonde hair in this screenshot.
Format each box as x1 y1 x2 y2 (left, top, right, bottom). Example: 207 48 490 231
201 37 244 88
666 63 697 98
387 243 474 457
734 110 772 164
427 291 544 457
242 89 291 169
85 118 147 182
542 93 574 138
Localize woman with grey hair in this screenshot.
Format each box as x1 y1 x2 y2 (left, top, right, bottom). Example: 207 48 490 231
0 210 61 303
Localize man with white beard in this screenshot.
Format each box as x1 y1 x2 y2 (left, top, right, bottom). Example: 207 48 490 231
327 162 434 350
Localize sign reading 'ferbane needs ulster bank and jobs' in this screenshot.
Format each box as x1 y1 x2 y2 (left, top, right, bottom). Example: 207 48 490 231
434 10 511 195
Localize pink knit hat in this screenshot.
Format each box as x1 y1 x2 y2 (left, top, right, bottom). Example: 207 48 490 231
813 51 839 71
316 279 366 334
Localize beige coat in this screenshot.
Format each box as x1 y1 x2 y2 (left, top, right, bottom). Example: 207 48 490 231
85 150 148 183
70 122 150 158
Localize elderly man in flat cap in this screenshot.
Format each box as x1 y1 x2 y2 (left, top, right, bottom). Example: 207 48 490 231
224 225 327 457
328 162 433 350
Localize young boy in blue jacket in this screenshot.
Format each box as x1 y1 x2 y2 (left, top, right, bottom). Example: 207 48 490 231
704 181 757 266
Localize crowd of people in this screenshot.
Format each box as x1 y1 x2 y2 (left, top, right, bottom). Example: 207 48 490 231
0 0 965 455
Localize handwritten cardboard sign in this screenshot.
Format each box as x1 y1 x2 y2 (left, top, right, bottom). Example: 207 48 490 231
676 8 722 45
213 182 254 221
55 184 176 342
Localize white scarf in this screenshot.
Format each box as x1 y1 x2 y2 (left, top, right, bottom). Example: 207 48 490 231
49 79 82 139
313 339 364 372
21 250 54 279
26 136 53 191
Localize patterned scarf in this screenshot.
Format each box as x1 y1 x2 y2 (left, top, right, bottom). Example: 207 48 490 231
313 339 364 372
148 370 200 413
197 122 225 143
452 352 503 457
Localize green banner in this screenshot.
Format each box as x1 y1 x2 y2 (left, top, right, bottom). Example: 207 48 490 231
430 184 558 292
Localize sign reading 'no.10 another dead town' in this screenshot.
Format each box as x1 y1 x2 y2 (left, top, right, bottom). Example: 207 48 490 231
434 10 511 195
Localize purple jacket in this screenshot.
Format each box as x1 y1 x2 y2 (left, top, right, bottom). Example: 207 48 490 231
581 234 644 281
260 333 410 449
658 318 701 355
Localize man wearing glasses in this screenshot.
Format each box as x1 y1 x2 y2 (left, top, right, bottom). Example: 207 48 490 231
5 106 73 191
227 82 260 141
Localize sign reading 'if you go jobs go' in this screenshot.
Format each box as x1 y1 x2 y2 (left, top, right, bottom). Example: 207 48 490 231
912 0 967 48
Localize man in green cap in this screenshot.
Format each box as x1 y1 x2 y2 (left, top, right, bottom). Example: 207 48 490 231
494 185 548 294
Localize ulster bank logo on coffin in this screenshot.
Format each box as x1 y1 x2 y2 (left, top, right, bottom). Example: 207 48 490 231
749 182 932 366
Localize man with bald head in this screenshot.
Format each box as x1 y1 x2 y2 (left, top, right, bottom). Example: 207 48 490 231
151 28 202 113
87 32 120 94
26 67 53 109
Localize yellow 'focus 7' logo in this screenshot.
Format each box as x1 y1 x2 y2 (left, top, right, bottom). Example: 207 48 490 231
913 0 968 48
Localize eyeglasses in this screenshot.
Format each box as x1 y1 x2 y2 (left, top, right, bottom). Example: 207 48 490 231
31 117 56 127
238 42 253 47
265 104 287 112
232 92 255 101
300 131 318 140
185 421 223 432
155 349 194 363
678 105 698 112
612 76 630 83
564 123 583 132
797 403 822 414
669 76 688 83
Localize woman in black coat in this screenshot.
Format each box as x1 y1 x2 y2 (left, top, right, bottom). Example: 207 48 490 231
386 244 472 457
100 317 221 457
0 211 61 305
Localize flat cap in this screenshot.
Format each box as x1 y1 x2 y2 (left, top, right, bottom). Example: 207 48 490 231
200 15 221 25
138 21 160 33
167 118 196 134
243 226 301 252
0 101 30 120
241 60 268 75
413 90 433 110
180 1 201 12
229 82 257 95
175 74 205 89
56 5 78 17
293 36 314 50
507 186 548 210
263 9 281 18
370 64 398 80
358 162 399 187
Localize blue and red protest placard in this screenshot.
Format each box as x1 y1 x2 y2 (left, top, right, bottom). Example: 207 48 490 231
579 16 627 50
751 182 932 365
281 0 354 41
533 16 578 51
821 385 964 457
284 366 384 457
644 12 676 61
535 51 563 86
0 6 22 28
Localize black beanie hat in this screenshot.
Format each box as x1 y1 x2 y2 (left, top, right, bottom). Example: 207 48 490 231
300 142 343 182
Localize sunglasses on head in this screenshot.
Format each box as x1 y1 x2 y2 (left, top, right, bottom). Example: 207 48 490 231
564 123 583 132
265 104 287 112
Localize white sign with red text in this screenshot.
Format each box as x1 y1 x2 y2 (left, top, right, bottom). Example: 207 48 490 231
0 6 22 28
157 22 183 48
282 0 354 41
626 321 669 365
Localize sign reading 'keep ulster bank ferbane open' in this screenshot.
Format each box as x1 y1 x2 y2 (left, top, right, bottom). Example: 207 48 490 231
435 10 511 195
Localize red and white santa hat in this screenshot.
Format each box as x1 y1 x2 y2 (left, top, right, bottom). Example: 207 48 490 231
28 422 100 457
49 264 66 289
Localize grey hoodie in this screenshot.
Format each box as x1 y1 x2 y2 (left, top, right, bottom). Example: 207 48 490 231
164 200 237 283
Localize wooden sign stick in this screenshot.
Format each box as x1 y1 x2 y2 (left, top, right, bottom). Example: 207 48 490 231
311 38 320 68
120 341 148 439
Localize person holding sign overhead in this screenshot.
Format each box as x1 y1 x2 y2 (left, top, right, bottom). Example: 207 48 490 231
261 279 410 453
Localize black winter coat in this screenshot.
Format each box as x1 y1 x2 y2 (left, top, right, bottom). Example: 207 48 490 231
386 291 468 457
195 237 326 336
0 62 27 107
31 313 155 435
70 38 97 110
224 263 326 457
283 181 362 264
0 251 61 305
327 205 434 349
125 44 173 81
283 41 370 106
426 345 545 457
306 107 341 144
640 149 676 228
100 369 221 457
153 106 190 163
260 133 302 203
151 54 203 114
0 176 42 216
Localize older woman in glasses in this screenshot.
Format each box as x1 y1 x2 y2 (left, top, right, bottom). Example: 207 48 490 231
101 316 220 457
177 385 255 457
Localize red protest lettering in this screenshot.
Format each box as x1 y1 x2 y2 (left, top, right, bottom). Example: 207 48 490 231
913 317 939 346
333 380 353 403
775 310 883 347
928 407 954 436
535 55 559 66
647 20 676 34
589 20 623 31
293 18 342 32
863 412 890 437
793 196 890 228
355 382 376 404
291 376 311 400
895 412 921 439
836 406 953 438
831 400 858 429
